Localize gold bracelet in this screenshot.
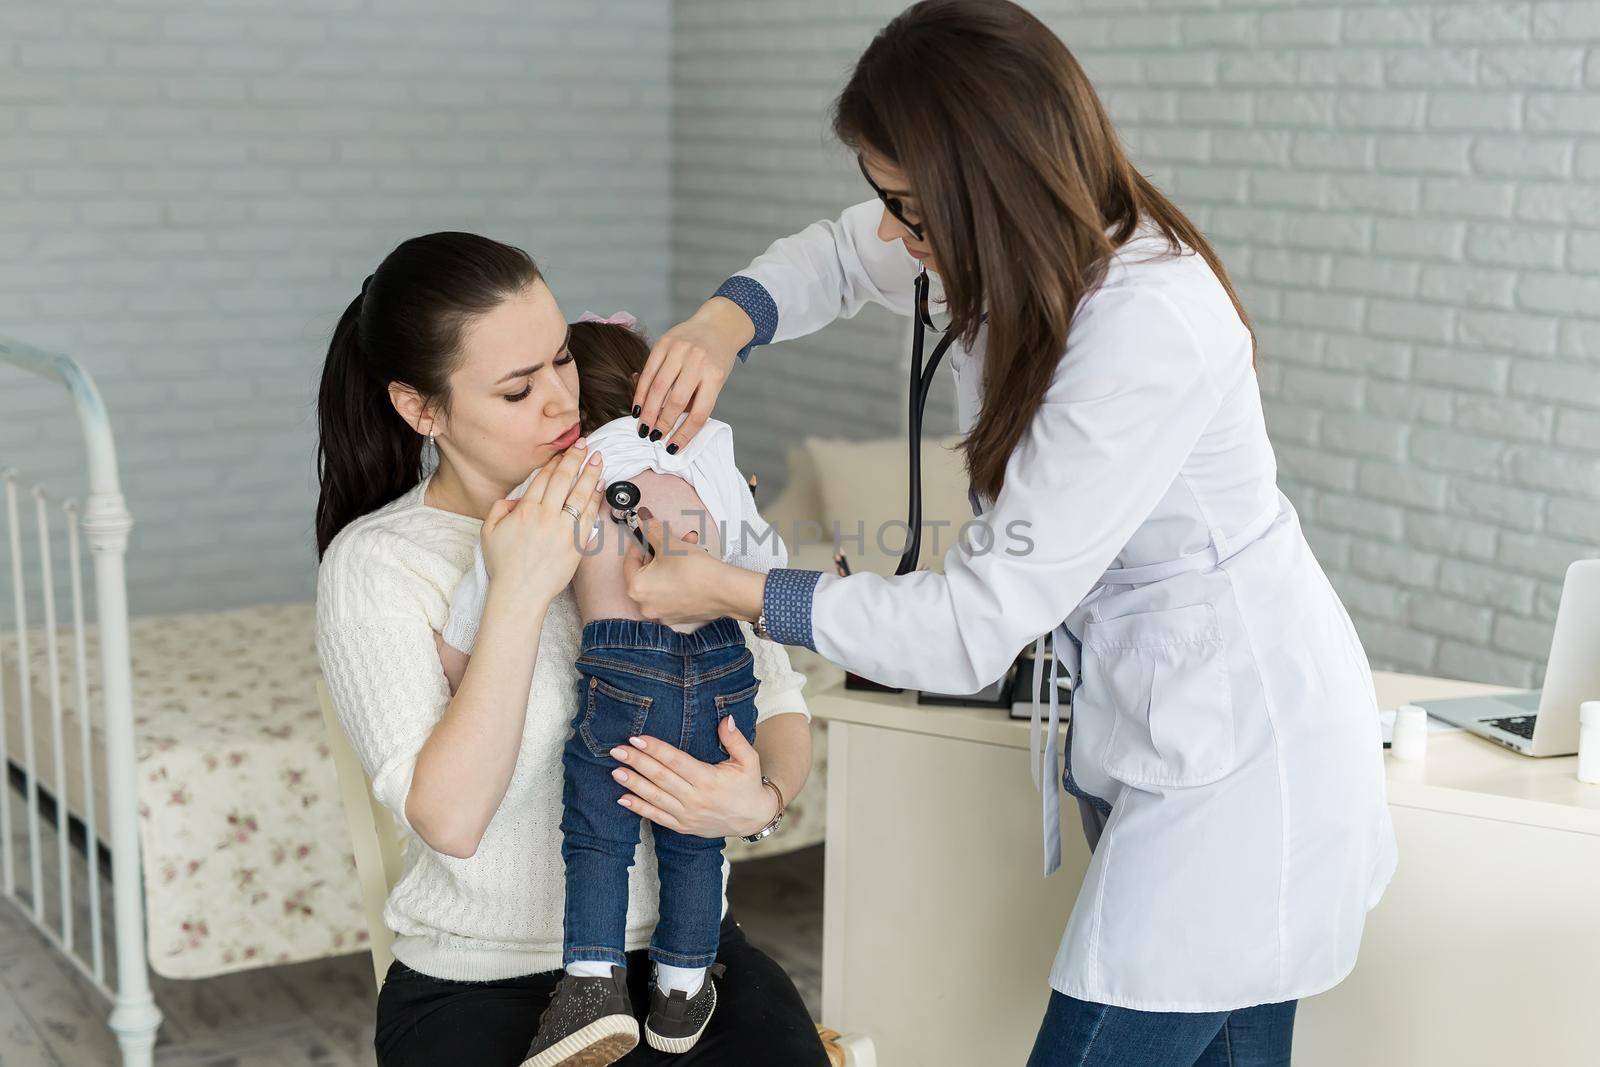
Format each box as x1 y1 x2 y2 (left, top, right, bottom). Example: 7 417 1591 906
761 775 786 818
742 776 786 844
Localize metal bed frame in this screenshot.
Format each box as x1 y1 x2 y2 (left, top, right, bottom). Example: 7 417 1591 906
1 335 162 1065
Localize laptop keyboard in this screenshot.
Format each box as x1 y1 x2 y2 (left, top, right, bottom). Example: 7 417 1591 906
1486 715 1537 740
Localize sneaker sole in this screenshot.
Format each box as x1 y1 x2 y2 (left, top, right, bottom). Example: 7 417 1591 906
644 982 716 1054
520 1013 639 1067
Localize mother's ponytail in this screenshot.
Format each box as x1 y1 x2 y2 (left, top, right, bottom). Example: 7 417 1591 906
314 284 424 557
314 232 541 557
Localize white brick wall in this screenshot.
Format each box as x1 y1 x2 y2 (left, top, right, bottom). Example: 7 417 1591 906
4 2 1596 688
673 1 1600 687
671 0 941 500
0 0 671 617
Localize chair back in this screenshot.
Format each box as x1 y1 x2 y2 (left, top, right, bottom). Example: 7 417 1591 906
317 677 405 991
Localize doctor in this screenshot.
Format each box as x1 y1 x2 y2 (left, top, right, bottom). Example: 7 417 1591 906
614 3 1398 1064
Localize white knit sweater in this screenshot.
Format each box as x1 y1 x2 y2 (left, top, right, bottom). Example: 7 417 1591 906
315 474 811 982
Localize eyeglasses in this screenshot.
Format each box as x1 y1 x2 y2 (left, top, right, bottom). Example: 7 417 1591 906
857 154 925 241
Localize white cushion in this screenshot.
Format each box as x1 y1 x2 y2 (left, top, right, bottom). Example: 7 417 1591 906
800 434 974 576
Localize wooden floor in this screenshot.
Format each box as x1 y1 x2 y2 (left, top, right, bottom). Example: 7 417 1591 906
0 811 825 1067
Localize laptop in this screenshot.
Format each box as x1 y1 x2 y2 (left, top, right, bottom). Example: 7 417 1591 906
1416 559 1600 757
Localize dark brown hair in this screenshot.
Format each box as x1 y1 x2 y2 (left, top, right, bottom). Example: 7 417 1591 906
571 321 651 435
833 0 1255 502
315 232 541 557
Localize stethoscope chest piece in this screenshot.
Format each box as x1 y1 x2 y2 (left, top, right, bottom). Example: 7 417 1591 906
605 479 655 559
606 480 642 511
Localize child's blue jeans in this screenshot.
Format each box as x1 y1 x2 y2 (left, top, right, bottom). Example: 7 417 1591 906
561 616 761 971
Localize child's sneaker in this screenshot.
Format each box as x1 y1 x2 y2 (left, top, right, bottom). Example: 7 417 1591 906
644 962 726 1053
521 965 637 1067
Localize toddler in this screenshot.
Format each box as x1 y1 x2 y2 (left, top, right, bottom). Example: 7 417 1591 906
438 312 789 1067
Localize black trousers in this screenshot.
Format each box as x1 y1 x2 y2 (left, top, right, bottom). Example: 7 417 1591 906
374 913 829 1067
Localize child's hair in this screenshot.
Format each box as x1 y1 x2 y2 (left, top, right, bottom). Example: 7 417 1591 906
571 321 650 434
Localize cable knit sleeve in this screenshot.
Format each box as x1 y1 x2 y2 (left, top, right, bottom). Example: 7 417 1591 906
316 526 454 838
723 459 789 576
739 620 810 723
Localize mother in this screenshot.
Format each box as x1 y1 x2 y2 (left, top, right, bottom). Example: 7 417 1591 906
313 232 828 1066
619 3 1397 1065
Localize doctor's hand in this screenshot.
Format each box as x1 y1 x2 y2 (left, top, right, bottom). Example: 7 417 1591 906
622 506 762 627
632 297 755 454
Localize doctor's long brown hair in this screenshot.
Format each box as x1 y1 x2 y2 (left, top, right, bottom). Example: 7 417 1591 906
833 0 1255 504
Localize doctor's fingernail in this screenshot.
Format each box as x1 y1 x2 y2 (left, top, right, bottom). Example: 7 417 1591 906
638 506 653 521
649 429 663 442
665 443 678 455
631 404 641 418
637 423 649 438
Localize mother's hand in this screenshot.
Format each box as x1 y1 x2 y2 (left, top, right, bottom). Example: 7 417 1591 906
480 442 605 605
632 297 754 453
610 717 778 839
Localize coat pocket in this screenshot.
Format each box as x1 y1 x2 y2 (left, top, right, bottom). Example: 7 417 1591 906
1083 602 1235 789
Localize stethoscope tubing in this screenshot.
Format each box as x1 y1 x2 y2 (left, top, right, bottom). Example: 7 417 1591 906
897 269 981 576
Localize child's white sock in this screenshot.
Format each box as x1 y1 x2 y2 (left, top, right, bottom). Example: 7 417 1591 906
567 960 613 979
654 962 706 997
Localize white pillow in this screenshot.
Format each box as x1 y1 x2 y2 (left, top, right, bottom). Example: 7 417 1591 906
800 434 975 576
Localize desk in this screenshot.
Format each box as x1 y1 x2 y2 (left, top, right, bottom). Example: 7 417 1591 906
811 671 1600 1067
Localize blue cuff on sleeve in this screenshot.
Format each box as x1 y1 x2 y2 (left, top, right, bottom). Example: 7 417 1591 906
761 567 822 652
712 275 778 364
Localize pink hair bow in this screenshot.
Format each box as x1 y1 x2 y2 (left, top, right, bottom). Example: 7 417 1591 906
576 310 637 329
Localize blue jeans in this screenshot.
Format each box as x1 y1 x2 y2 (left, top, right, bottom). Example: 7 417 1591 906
1026 991 1297 1067
561 616 760 970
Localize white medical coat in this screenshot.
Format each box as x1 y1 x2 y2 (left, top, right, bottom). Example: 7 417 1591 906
730 199 1398 1011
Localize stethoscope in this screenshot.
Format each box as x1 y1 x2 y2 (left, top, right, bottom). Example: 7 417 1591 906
606 480 655 560
898 266 987 575
606 267 975 575
606 469 758 563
